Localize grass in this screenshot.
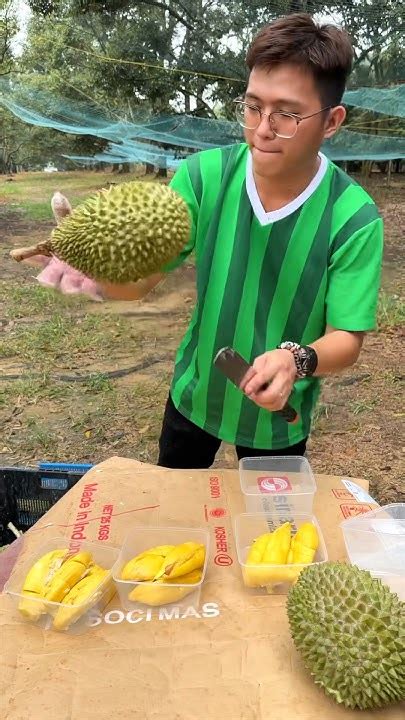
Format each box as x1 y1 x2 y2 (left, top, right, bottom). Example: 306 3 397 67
377 290 405 328
0 368 169 464
0 374 74 406
24 417 56 453
1 170 135 196
381 369 403 385
0 283 84 320
0 311 138 363
0 169 144 222
5 200 54 221
350 399 378 415
83 372 115 393
310 402 329 432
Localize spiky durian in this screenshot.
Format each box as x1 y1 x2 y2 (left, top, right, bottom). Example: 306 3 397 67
11 181 191 283
287 562 405 710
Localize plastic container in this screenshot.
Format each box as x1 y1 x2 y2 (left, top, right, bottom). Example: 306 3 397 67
341 503 405 599
234 512 328 595
4 537 119 634
113 526 210 612
239 456 316 514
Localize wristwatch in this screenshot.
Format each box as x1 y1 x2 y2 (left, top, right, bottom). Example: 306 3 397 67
278 341 318 378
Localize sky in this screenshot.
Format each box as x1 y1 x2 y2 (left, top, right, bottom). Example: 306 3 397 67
11 0 31 54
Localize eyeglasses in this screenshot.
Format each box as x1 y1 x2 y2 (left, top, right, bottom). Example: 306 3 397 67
234 99 332 139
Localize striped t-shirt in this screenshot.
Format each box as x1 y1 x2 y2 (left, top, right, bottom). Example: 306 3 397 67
163 143 383 449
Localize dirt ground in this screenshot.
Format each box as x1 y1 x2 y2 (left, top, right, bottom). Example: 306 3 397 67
0 171 404 505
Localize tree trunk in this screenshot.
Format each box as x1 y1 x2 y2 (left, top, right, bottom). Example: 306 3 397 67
118 162 131 174
361 160 373 178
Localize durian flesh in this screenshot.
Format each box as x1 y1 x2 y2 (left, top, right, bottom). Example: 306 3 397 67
287 562 405 710
50 180 191 283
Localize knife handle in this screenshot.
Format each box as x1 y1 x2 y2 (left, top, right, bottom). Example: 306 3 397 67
279 404 299 424
259 382 299 424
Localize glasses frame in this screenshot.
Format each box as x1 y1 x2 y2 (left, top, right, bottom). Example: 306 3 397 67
233 98 333 139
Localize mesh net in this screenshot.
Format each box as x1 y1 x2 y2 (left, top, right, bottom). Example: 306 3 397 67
344 86 405 118
1 82 404 166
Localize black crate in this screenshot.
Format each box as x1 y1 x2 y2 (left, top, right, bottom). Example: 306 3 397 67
0 463 93 545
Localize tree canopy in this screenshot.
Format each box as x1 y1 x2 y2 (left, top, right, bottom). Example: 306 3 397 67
1 0 403 171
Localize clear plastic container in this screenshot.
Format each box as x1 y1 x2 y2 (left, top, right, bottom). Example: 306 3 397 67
341 503 405 599
234 512 328 595
4 537 119 634
239 456 316 514
112 526 210 612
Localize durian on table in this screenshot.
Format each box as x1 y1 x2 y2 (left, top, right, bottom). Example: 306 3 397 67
287 562 405 711
10 181 191 284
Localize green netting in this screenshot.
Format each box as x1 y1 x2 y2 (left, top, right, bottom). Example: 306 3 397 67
1 81 404 166
0 83 405 168
63 128 405 169
323 128 405 161
344 85 405 118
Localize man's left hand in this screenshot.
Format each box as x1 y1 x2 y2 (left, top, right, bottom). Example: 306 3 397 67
240 349 297 411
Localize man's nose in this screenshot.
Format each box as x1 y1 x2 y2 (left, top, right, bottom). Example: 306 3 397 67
255 112 276 139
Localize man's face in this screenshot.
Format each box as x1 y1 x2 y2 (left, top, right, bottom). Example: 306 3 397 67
243 64 339 178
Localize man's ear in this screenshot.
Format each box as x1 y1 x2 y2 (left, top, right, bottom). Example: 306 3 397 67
323 105 346 139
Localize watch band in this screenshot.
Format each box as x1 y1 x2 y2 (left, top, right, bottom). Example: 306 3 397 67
278 341 318 378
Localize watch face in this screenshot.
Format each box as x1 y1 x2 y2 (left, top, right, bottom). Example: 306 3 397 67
300 347 317 374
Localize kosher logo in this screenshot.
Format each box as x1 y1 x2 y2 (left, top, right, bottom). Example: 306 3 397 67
213 525 233 566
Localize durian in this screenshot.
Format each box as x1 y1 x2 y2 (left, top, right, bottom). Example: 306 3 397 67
287 562 405 710
10 181 191 283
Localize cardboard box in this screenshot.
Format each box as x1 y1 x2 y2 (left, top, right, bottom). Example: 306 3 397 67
1 457 403 720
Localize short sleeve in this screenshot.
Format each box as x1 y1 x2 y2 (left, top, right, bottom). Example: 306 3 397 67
326 216 384 331
160 159 199 273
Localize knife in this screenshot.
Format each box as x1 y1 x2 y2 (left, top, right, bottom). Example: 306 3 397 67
214 346 299 424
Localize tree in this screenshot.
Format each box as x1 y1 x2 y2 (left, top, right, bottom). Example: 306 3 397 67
5 0 403 174
0 104 75 172
0 0 18 76
334 0 404 87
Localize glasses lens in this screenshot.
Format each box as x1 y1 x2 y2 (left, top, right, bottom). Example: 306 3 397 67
271 113 298 138
235 102 260 129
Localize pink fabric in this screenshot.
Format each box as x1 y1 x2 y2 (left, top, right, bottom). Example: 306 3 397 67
35 257 104 302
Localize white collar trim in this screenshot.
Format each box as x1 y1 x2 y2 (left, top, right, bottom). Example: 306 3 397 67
246 150 329 225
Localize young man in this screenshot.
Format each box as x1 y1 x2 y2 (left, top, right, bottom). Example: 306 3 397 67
32 14 384 469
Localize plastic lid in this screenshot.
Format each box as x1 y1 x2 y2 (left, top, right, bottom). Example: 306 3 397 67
239 455 316 496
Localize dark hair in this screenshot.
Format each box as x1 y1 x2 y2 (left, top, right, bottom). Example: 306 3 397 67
246 13 353 106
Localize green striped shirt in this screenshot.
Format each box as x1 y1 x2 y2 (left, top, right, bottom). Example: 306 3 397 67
164 143 383 449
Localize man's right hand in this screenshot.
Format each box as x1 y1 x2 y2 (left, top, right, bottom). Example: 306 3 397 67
97 274 165 301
